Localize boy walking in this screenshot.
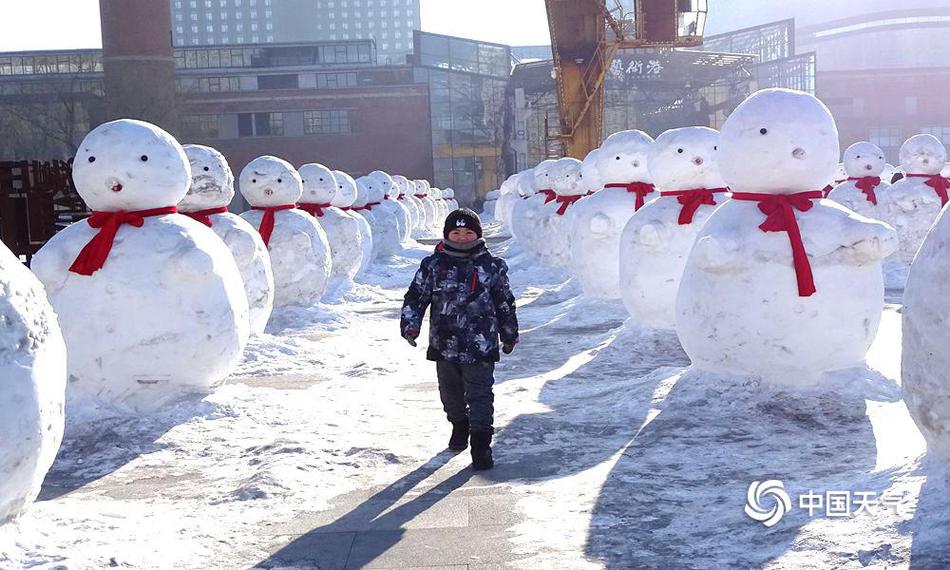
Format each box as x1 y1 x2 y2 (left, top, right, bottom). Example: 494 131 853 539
400 209 519 470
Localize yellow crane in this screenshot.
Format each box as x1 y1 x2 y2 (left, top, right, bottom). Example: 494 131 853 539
544 0 708 158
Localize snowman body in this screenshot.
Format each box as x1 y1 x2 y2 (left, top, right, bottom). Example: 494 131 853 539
393 175 422 231
568 130 655 299
238 156 332 307
32 120 249 412
903 205 950 460
0 242 66 524
181 144 274 335
619 127 727 330
827 141 890 221
356 176 400 257
534 157 585 268
299 163 362 284
675 89 897 386
333 170 373 276
510 160 557 255
369 171 411 243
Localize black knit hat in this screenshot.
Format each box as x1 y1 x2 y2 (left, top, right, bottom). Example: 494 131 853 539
444 208 483 239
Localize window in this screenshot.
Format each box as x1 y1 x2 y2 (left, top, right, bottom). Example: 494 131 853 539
238 112 284 136
182 114 220 138
922 127 950 147
257 74 299 89
316 72 357 88
869 127 902 151
304 109 352 134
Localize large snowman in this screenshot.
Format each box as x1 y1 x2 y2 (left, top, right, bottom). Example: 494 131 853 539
534 157 586 268
298 163 364 284
619 127 728 330
877 134 950 279
369 170 412 244
827 141 889 220
179 144 274 335
239 156 332 307
567 130 655 299
675 89 898 386
333 170 374 276
903 205 950 460
0 241 66 524
31 119 250 412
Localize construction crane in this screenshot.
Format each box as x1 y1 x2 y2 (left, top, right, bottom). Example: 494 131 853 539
544 0 708 158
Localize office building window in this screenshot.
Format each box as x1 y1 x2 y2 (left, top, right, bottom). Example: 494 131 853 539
258 74 299 89
182 114 221 139
304 109 352 134
238 112 284 136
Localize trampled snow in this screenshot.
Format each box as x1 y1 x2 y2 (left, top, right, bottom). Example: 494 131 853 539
2 224 949 568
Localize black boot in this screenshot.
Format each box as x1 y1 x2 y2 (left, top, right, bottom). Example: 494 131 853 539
470 431 494 470
448 419 469 452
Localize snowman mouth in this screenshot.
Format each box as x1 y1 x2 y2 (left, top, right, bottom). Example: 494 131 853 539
692 157 704 166
264 188 274 196
111 182 124 192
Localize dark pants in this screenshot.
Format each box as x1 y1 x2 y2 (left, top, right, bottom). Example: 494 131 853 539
436 360 496 434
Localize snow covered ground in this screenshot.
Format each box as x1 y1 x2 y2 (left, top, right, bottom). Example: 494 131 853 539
2 224 949 569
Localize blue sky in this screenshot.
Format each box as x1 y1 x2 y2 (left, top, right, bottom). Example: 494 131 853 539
0 0 553 52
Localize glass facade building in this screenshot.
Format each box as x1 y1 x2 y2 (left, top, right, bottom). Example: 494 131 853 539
411 31 511 205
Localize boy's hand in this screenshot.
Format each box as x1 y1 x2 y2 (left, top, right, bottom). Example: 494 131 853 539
502 342 516 355
403 330 419 347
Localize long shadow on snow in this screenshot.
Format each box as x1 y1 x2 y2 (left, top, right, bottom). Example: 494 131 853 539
585 366 892 569
904 459 950 568
255 453 474 569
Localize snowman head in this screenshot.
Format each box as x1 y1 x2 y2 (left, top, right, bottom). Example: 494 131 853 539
597 129 655 185
369 171 399 199
298 163 337 204
899 134 947 175
581 149 604 191
239 156 302 207
550 157 585 197
533 159 559 190
412 180 427 196
649 127 725 191
842 142 886 179
719 88 839 194
73 119 191 212
353 177 373 207
331 170 358 207
357 175 386 203
392 175 411 197
444 188 455 199
179 144 234 212
500 174 518 196
517 169 538 197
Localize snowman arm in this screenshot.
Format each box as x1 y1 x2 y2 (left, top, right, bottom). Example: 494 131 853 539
690 234 743 272
835 222 899 264
637 222 668 252
168 244 216 282
225 228 258 266
30 242 70 294
588 213 614 239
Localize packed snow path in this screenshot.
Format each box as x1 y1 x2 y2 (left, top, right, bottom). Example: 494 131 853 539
2 224 949 568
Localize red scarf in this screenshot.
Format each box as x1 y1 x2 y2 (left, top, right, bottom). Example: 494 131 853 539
252 204 296 247
659 187 729 225
731 191 824 297
555 194 584 216
847 177 882 205
183 206 228 227
907 174 950 206
365 201 382 211
298 202 333 217
69 206 179 276
414 194 428 199
397 194 407 200
605 182 655 211
538 189 557 204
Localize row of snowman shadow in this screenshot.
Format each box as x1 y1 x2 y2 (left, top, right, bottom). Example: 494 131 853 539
1 118 464 525
495 88 950 460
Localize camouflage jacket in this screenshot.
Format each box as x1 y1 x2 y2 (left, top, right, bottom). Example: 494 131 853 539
401 243 519 363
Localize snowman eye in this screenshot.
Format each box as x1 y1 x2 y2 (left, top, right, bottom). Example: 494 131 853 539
140 155 148 162
714 146 718 150
203 166 210 171
856 155 861 159
677 148 684 154
615 156 621 161
319 178 324 182
88 156 96 163
759 128 768 135
252 178 257 183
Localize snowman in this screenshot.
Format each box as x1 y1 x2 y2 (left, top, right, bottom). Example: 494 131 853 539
494 174 520 228
510 161 557 254
822 162 848 197
444 187 460 212
827 141 889 220
567 129 655 299
179 144 274 335
618 127 729 330
675 89 898 386
238 156 332 307
481 189 499 220
430 187 447 226
903 205 950 460
534 157 586 267
298 163 363 284
333 170 374 276
392 174 422 231
0 241 66 524
31 119 250 412
369 170 411 244
355 175 400 257
877 134 950 281
413 180 437 232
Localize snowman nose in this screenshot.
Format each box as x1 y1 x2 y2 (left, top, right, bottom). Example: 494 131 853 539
264 188 274 196
109 180 123 192
865 164 873 171
692 156 704 166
